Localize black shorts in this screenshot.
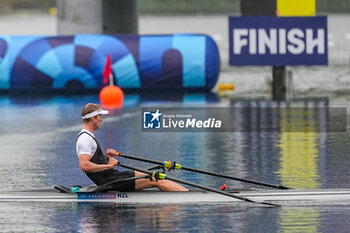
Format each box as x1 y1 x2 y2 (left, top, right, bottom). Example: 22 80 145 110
104 169 136 192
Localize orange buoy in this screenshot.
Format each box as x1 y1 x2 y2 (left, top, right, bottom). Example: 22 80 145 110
218 83 226 91
218 83 235 92
99 85 124 109
226 83 235 91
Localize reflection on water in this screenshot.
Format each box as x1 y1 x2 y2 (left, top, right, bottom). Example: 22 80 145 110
4 201 350 233
275 103 326 233
277 131 320 189
0 202 279 233
278 208 320 233
75 203 186 232
276 106 322 189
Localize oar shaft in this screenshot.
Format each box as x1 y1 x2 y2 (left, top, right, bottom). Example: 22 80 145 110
94 175 150 192
119 154 162 165
119 163 161 177
118 162 279 207
181 166 289 189
119 154 289 189
164 176 250 203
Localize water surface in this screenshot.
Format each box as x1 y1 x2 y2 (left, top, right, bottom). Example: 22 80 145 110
1 94 350 232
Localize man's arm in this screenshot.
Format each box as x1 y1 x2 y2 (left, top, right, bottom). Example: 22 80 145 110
79 154 118 173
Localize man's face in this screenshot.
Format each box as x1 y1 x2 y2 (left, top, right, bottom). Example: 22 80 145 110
92 114 102 130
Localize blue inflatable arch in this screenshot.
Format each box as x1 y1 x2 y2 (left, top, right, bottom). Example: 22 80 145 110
0 34 220 92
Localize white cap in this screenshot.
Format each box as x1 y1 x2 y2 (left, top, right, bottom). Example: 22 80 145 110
82 109 109 119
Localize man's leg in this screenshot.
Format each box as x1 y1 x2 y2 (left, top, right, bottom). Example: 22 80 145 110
134 171 189 191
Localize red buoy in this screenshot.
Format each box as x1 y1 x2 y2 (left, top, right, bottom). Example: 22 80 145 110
99 85 124 109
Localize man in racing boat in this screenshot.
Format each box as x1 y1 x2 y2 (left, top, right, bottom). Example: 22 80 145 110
76 103 188 192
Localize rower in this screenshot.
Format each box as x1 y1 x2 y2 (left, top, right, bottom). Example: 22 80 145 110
76 103 188 192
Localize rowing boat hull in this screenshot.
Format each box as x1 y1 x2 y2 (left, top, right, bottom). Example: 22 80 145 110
2 188 350 204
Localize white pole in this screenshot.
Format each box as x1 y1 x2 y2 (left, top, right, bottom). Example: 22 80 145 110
109 73 114 86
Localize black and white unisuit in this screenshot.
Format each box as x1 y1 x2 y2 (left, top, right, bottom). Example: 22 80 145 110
76 129 135 191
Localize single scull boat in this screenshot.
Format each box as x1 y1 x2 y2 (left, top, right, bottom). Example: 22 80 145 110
1 186 350 204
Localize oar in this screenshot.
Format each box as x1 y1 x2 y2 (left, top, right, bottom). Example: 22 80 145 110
81 174 150 193
117 162 280 207
117 153 290 189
